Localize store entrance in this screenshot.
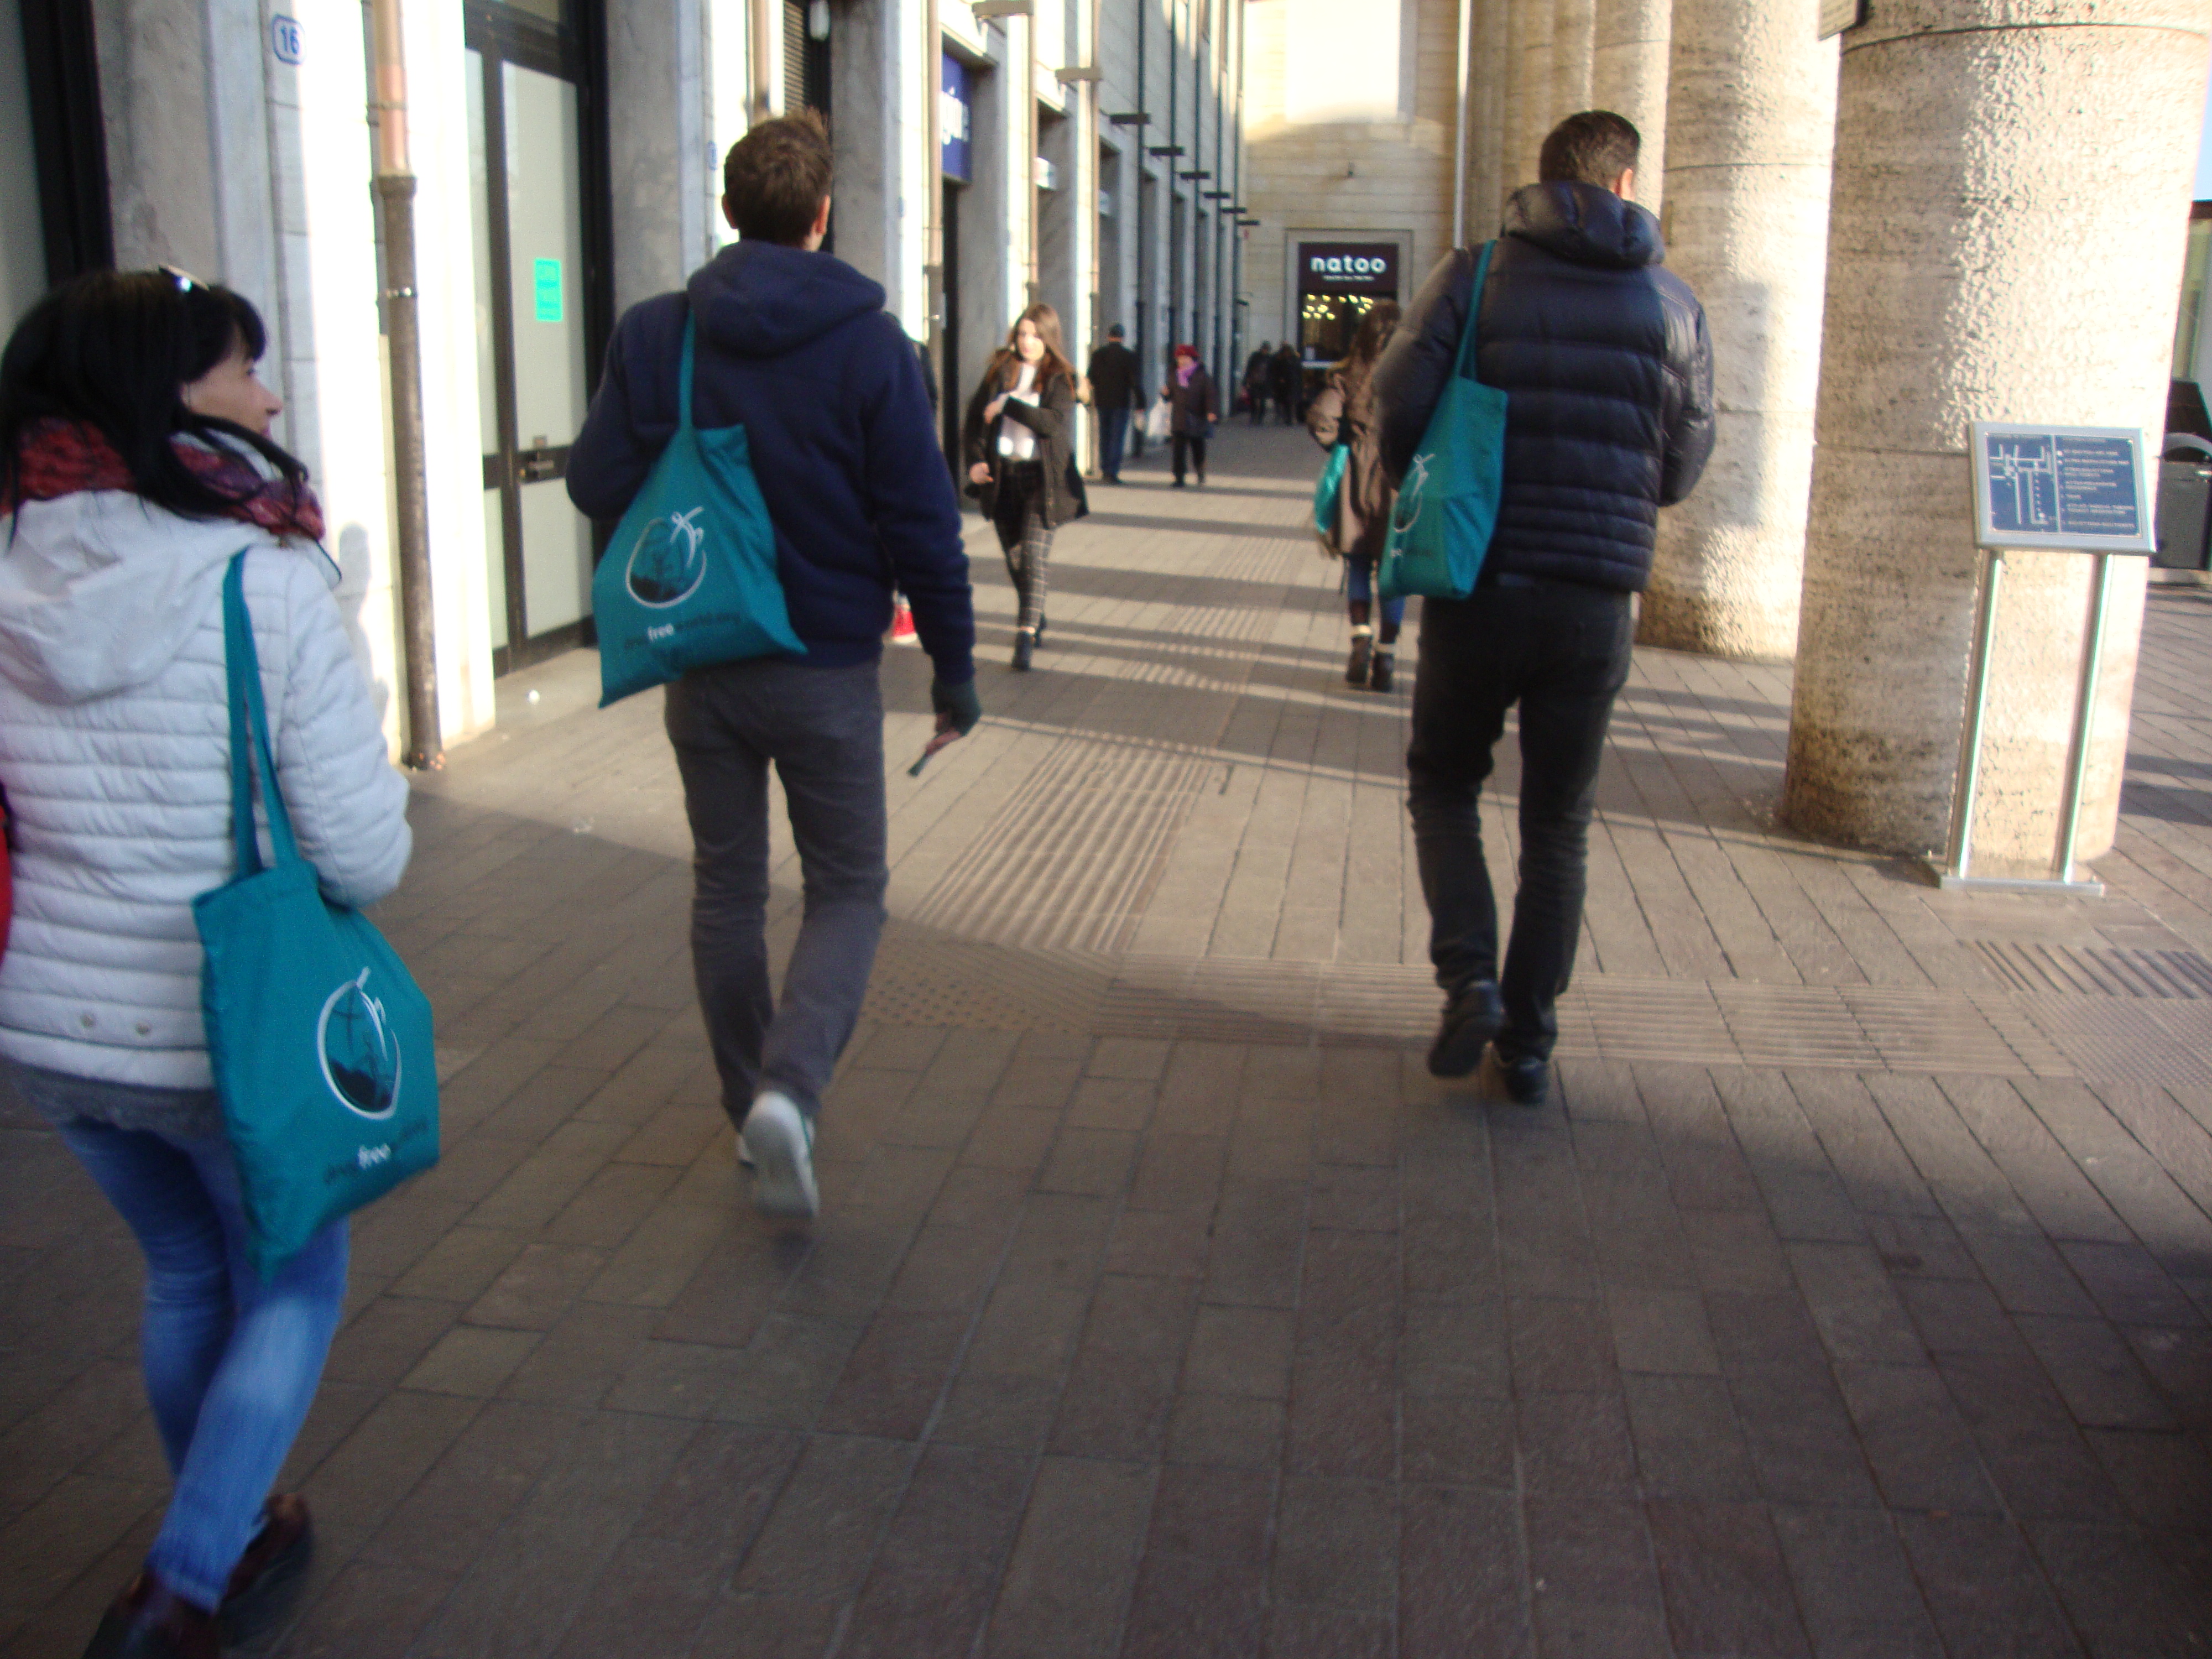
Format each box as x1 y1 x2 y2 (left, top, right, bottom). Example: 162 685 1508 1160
466 0 607 674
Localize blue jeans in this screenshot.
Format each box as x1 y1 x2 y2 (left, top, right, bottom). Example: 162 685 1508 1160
1099 408 1130 479
52 1111 348 1610
665 655 889 1126
1345 555 1406 629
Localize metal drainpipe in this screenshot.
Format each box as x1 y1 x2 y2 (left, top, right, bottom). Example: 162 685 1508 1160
925 0 942 447
368 0 441 769
1132 0 1145 438
1453 0 1470 247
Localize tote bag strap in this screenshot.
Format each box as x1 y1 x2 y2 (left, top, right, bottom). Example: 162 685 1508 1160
222 552 304 876
677 316 697 436
1453 241 1496 384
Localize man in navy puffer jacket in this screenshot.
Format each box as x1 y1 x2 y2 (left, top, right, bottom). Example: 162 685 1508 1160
1375 110 1714 1106
570 113 977 1220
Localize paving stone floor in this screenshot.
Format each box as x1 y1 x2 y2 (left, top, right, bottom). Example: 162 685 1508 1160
4 422 2212 1657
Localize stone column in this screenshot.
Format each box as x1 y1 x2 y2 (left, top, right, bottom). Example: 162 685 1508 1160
1785 0 2209 867
1639 0 1835 660
1508 0 1553 188
1552 0 1593 119
1469 0 1509 232
1591 0 1668 211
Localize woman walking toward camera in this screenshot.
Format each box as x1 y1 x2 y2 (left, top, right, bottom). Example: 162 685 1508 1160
963 302 1078 671
1161 344 1219 487
1307 300 1404 691
0 270 411 1658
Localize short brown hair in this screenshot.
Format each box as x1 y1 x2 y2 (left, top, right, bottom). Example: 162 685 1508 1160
1539 111 1640 189
723 112 833 244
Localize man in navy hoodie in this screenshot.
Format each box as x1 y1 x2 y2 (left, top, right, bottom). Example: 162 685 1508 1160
569 113 978 1220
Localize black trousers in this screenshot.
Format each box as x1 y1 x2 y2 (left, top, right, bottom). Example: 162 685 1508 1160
1171 432 1208 482
992 461 1052 630
1406 578 1633 1062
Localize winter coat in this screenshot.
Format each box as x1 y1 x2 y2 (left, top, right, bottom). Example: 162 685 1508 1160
1086 341 1141 412
0 493 411 1089
568 239 977 686
1374 181 1715 593
1307 354 1393 563
1163 366 1219 437
962 363 1079 531
1271 347 1303 400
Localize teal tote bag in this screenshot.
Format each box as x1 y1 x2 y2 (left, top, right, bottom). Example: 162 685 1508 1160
1379 241 1508 601
194 555 440 1279
1313 442 1350 541
593 318 805 705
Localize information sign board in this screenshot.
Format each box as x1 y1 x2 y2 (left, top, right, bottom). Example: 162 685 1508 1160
1818 0 1864 39
1970 422 2154 554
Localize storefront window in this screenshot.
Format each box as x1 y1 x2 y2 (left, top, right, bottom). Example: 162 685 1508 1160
1296 241 1397 363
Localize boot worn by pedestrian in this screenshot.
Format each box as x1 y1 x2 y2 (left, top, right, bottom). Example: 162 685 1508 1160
84 1573 219 1659
1011 628 1035 671
742 1090 818 1219
1368 649 1394 693
1491 1044 1550 1106
1345 625 1373 686
1426 979 1503 1078
220 1494 313 1639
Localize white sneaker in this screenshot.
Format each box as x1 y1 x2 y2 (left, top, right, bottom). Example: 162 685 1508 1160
740 1092 818 1219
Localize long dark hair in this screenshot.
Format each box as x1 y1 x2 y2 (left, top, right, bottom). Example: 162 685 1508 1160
984 302 1076 396
0 269 309 519
1343 300 1401 374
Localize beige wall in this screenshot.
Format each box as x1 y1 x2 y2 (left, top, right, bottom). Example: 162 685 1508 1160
1242 0 1458 359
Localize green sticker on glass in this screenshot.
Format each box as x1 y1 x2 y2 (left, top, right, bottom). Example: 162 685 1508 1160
533 258 563 323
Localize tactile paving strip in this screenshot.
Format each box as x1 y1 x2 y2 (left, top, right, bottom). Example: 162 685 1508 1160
860 941 2097 1080
1974 941 2212 999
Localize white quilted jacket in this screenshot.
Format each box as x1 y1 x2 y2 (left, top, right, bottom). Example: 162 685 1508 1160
0 491 413 1088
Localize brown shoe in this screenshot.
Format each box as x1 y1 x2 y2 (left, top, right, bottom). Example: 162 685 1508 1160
224 1494 312 1606
83 1572 219 1659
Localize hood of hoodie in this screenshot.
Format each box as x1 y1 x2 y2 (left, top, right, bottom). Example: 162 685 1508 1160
688 241 888 359
1504 182 1663 272
0 491 331 704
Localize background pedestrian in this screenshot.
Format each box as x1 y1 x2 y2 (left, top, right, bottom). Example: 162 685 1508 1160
1307 300 1403 691
965 304 1079 670
1161 343 1219 487
1086 323 1140 482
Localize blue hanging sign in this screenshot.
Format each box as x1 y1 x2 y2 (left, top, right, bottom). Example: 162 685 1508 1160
940 54 972 182
533 258 564 324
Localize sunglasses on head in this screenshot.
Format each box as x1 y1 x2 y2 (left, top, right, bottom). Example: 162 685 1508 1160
160 264 199 294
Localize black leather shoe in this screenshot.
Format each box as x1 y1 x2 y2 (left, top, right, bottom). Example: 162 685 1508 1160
1494 1047 1550 1106
84 1573 218 1659
1427 980 1503 1078
1368 650 1395 693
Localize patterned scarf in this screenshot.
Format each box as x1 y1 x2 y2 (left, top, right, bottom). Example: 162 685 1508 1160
2 418 324 541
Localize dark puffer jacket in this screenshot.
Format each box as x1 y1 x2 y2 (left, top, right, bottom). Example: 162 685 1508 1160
1374 181 1715 592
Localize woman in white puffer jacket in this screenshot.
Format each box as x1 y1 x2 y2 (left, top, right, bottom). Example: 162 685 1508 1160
0 270 410 1658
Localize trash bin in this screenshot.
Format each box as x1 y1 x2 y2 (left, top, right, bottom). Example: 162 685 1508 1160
2156 439 2212 570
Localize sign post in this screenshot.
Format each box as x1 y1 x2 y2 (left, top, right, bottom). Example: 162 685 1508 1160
1930 422 2156 895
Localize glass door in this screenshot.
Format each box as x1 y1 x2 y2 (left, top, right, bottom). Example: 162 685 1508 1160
466 0 607 674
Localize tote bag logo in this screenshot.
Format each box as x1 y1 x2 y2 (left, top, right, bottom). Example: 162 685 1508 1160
318 968 401 1120
1392 453 1432 534
625 507 709 607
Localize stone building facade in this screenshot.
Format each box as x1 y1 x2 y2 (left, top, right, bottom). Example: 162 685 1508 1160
0 0 1245 755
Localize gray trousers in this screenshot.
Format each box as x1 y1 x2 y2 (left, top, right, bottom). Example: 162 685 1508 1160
664 656 888 1127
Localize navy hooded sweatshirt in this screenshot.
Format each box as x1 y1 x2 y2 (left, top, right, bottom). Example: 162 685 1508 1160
568 241 975 684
